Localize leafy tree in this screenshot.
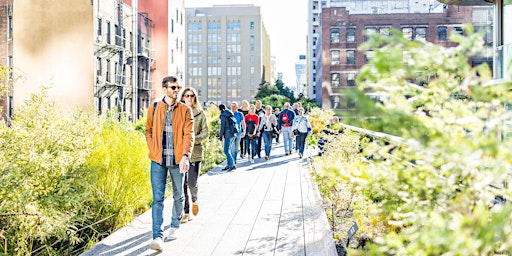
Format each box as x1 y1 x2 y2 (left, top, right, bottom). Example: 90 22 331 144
255 82 279 99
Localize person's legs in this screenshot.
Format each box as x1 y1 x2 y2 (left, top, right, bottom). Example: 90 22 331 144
223 137 234 166
263 131 272 157
183 172 190 214
188 161 200 203
282 126 292 154
150 161 168 239
230 134 241 162
255 134 262 158
169 166 185 228
299 133 307 155
240 134 246 157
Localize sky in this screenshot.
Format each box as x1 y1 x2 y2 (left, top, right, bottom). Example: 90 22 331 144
184 0 308 88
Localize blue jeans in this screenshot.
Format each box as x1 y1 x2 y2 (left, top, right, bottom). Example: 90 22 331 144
223 137 235 166
297 132 308 155
262 130 273 157
150 161 184 239
230 134 241 161
281 126 293 153
245 136 257 158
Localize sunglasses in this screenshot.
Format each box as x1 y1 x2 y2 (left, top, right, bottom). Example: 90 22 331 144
183 94 195 98
166 85 182 90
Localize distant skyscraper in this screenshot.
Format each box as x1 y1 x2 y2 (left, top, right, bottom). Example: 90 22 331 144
295 55 307 98
185 5 271 105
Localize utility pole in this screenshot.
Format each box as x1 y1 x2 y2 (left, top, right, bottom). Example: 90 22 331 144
132 0 138 121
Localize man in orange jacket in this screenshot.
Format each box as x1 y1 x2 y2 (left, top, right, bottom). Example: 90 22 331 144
145 75 194 251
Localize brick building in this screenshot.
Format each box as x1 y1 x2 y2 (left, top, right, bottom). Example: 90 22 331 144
321 3 473 112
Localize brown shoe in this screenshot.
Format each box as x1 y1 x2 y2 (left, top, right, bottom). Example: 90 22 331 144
192 202 199 216
181 213 189 224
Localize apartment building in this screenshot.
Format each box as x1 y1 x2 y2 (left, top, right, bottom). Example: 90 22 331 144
320 1 474 111
185 4 271 106
294 55 307 98
0 0 183 121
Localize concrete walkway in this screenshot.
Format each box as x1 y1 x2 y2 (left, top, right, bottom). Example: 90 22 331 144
81 143 337 256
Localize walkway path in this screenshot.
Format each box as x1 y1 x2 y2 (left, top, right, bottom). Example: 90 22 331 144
81 143 337 256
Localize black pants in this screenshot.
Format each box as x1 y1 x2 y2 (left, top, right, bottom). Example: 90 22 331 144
183 161 201 214
240 135 246 156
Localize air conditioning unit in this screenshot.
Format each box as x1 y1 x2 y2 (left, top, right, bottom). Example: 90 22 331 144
96 35 103 43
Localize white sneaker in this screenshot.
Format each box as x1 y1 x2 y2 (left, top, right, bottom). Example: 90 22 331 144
166 227 179 241
149 238 164 251
250 157 254 164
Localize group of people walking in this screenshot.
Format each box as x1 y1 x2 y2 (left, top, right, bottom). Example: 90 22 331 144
218 100 313 171
144 75 312 252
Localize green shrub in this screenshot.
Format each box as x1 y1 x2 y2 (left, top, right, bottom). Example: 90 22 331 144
0 87 98 255
324 25 512 254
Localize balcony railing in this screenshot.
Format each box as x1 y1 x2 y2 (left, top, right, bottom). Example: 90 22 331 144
494 43 512 81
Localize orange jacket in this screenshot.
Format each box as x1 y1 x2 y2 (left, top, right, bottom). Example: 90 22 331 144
145 98 195 164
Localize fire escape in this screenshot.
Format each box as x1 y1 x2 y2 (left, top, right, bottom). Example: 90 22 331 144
93 0 153 118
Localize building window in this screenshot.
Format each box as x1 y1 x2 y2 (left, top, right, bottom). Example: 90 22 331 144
250 21 254 30
438 26 447 41
454 26 463 36
106 21 111 44
331 50 340 65
250 44 254 52
415 27 427 40
8 96 13 118
227 21 241 31
208 22 220 31
402 27 413 40
250 33 254 42
106 59 110 82
365 27 377 41
347 73 356 87
331 73 340 87
96 57 102 80
346 28 355 42
330 28 340 43
346 50 355 64
365 51 374 64
97 17 102 36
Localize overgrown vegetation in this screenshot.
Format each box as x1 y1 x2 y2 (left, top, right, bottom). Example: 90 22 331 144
312 25 512 255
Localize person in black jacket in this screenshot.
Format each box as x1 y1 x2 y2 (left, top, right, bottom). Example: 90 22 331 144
218 104 236 171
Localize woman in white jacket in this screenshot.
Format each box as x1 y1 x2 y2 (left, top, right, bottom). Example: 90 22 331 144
258 105 277 161
291 107 312 159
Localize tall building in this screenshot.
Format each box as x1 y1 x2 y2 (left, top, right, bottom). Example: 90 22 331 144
295 55 307 98
0 0 184 121
0 0 13 122
319 1 473 112
185 4 271 106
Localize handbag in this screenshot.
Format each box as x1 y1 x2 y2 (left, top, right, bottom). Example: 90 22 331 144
293 129 300 136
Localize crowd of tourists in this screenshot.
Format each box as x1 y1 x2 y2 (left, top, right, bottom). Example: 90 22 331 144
144 75 312 251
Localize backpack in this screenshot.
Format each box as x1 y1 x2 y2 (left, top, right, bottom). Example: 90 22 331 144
281 111 291 126
227 115 239 135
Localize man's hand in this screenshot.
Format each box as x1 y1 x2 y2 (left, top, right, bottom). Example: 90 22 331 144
179 156 190 173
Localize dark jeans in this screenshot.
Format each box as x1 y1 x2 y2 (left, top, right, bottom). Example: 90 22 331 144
255 134 262 157
245 136 257 158
240 135 246 156
297 132 307 155
183 161 200 214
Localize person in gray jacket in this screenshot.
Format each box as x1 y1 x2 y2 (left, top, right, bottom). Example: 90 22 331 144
291 107 312 159
258 105 277 161
178 87 209 223
218 104 236 171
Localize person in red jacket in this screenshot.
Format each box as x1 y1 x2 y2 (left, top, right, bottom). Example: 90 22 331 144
244 104 259 164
